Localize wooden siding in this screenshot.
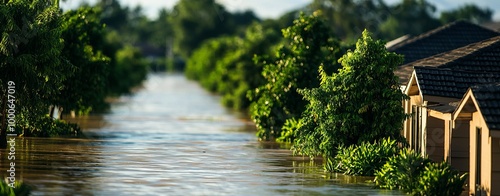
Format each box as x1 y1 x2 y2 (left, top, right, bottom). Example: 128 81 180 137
451 120 470 173
492 137 500 196
426 116 445 161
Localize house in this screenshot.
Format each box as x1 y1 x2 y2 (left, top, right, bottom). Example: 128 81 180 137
402 35 500 159
404 66 500 163
454 83 500 195
389 20 500 85
400 35 500 196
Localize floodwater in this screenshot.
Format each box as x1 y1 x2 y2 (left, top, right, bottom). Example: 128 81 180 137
2 73 403 195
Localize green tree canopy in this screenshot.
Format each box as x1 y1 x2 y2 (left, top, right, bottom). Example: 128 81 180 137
309 0 388 41
379 0 441 40
57 7 110 114
186 22 281 110
249 12 341 141
293 30 407 163
0 0 72 146
440 4 493 24
169 0 258 59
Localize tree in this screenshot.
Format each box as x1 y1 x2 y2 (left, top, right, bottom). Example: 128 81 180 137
57 7 110 114
169 0 258 59
309 0 388 41
0 0 72 147
249 12 341 141
169 0 231 59
440 4 493 24
95 0 128 30
185 22 281 110
106 44 148 96
378 0 441 40
293 30 407 166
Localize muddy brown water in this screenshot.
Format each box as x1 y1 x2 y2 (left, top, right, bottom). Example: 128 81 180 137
1 73 403 195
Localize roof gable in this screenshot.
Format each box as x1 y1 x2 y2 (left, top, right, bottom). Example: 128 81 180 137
388 20 499 65
414 67 500 99
396 36 500 85
471 83 500 130
455 83 500 131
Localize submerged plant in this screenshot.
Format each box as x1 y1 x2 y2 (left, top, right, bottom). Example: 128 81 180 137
375 149 467 196
0 180 31 196
334 138 400 176
413 162 467 196
293 29 407 163
375 149 430 190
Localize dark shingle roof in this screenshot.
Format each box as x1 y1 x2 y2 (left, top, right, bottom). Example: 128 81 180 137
414 67 500 99
397 36 500 84
471 83 500 130
388 20 499 65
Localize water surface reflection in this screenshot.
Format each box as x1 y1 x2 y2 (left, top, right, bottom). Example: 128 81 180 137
2 73 403 195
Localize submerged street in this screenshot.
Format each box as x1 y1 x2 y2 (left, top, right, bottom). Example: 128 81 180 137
3 73 402 195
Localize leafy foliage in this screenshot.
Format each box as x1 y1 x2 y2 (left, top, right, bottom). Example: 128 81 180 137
0 180 31 196
249 12 341 141
0 0 72 146
58 7 110 114
375 149 467 196
333 138 399 176
186 23 281 110
293 30 407 160
309 0 388 41
413 162 467 196
378 0 441 40
17 116 81 137
106 44 148 96
169 0 258 59
277 118 302 143
375 149 431 190
0 1 149 145
440 4 493 24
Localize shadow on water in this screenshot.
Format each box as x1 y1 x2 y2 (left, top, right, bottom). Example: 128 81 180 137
1 73 404 195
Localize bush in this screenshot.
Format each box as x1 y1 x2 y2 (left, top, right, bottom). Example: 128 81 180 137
333 138 400 175
0 180 31 196
185 23 281 110
413 162 467 196
375 149 430 190
249 11 341 141
293 29 407 162
18 116 82 137
276 118 302 143
375 149 467 196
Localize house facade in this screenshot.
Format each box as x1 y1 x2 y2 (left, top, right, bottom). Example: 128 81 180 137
454 84 500 196
397 33 500 195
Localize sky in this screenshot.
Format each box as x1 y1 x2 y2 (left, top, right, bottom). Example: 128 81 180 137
61 0 500 20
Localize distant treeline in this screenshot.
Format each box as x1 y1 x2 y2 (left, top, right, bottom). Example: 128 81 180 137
180 0 493 111
0 0 494 143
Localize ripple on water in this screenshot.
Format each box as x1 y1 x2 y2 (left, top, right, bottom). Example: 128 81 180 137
2 74 403 196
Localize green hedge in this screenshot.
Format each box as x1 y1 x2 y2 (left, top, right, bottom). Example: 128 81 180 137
375 149 467 196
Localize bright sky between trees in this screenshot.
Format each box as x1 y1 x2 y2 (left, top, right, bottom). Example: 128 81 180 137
61 0 500 20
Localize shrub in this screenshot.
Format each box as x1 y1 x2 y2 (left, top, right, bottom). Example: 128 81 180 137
293 29 407 162
18 116 81 137
413 162 467 196
276 118 302 143
186 23 280 110
375 149 430 191
333 138 400 175
0 180 31 196
249 11 341 141
375 149 467 195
